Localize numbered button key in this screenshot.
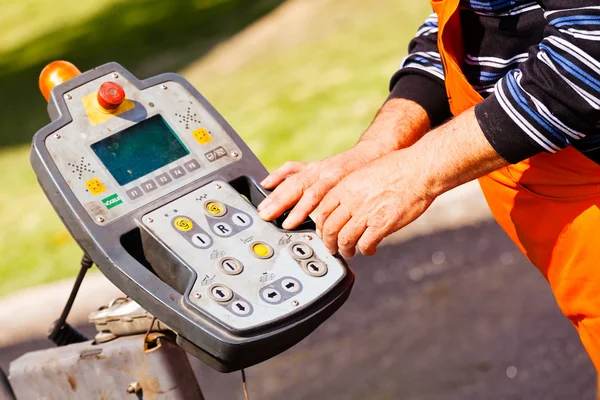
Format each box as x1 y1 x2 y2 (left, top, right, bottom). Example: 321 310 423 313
251 242 274 259
126 186 143 200
219 258 243 275
290 242 313 260
260 287 282 304
232 213 252 227
213 222 233 237
302 260 328 277
191 233 212 249
281 278 301 293
208 284 233 303
205 201 227 217
173 217 194 232
230 300 251 316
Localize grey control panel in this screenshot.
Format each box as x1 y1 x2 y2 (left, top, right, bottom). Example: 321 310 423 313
141 180 347 331
31 62 354 372
45 75 240 225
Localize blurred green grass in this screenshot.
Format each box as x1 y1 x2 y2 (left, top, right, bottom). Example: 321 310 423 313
0 0 430 296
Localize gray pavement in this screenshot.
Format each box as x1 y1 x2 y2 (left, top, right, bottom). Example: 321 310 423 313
1 219 595 399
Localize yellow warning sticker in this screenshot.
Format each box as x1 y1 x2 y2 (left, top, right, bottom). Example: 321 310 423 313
82 92 135 126
192 128 212 145
85 178 106 196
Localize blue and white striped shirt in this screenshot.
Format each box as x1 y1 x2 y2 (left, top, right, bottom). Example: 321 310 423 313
390 0 600 164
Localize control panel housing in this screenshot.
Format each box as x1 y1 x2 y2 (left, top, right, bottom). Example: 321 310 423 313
30 63 354 372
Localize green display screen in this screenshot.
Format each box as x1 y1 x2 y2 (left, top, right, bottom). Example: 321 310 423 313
91 115 189 186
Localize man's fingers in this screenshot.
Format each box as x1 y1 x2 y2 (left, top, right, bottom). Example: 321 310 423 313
282 180 335 230
321 206 352 253
356 226 385 256
260 161 306 189
337 217 367 258
315 190 342 233
258 177 305 220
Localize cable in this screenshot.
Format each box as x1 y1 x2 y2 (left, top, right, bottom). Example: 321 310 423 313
241 369 250 400
144 316 157 344
48 253 94 346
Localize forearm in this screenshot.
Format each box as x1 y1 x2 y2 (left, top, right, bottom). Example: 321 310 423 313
356 98 431 157
404 107 508 197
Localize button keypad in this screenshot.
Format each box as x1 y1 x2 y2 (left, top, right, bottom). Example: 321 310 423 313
126 186 143 200
141 180 157 193
141 180 346 331
191 233 212 249
156 173 172 186
184 159 201 172
170 166 187 179
219 258 244 275
205 146 227 163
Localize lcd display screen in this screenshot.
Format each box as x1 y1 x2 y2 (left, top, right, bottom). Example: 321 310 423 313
91 115 189 186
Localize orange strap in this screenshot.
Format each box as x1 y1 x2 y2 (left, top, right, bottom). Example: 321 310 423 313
431 0 484 115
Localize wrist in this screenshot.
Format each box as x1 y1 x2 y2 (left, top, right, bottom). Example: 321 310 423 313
405 108 509 198
351 139 391 161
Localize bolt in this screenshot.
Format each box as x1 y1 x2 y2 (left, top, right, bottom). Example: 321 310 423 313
149 102 155 108
53 133 61 139
146 217 154 223
65 94 72 100
304 235 313 241
112 73 119 79
215 183 222 189
231 151 239 158
96 216 105 223
126 381 141 394
292 300 300 307
161 84 168 91
194 292 202 299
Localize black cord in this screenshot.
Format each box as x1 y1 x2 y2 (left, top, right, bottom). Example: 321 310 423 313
241 369 250 400
48 253 94 346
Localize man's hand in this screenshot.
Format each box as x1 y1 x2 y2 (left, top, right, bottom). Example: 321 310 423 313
258 143 385 229
258 99 431 229
315 107 509 258
315 150 435 258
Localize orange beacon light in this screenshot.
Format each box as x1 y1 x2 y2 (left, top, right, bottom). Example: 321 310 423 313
39 61 82 102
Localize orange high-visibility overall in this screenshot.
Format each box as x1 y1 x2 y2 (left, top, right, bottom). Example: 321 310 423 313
431 0 600 372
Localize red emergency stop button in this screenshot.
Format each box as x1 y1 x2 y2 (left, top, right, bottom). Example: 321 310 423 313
97 82 125 111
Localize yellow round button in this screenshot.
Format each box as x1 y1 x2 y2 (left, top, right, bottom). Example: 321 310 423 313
205 201 226 217
173 217 193 232
251 242 273 259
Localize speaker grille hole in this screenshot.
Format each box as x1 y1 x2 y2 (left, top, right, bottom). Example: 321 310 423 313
174 106 200 130
67 157 95 180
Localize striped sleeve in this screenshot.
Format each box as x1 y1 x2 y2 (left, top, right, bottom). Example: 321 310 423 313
475 1 600 163
388 13 451 127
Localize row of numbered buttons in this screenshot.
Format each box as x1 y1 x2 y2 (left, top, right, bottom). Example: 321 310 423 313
126 159 201 200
